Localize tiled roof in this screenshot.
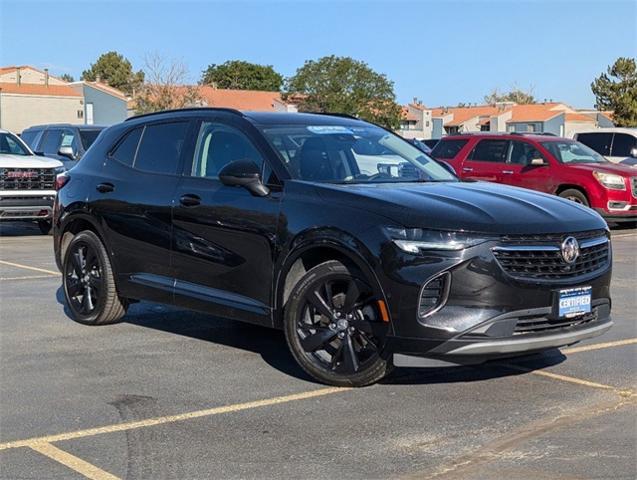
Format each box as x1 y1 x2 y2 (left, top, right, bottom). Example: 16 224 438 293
506 104 565 123
565 113 595 122
198 86 284 111
401 107 418 121
71 81 128 100
0 82 81 97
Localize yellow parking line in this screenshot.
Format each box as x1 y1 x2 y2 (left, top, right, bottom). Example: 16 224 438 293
563 338 637 354
498 362 615 390
0 260 60 276
29 442 120 480
0 386 350 451
0 274 59 281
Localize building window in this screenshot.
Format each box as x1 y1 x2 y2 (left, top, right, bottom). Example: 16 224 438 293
77 110 84 119
425 121 430 127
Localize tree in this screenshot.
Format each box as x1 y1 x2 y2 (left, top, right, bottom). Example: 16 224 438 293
484 86 536 105
60 73 74 83
285 56 402 129
135 53 201 114
81 51 144 96
201 60 283 91
592 57 637 127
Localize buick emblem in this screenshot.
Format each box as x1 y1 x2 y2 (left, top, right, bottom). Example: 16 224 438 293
561 236 580 264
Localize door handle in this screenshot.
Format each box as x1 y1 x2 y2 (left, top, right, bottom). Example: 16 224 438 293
179 194 201 207
462 167 473 172
96 182 114 193
502 170 514 175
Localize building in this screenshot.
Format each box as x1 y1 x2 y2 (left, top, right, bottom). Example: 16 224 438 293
196 86 297 112
0 65 128 133
398 100 433 139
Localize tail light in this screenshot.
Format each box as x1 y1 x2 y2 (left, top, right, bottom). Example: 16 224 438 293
55 173 70 191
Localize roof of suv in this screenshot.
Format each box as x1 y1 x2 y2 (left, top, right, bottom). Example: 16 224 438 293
23 124 106 131
442 133 566 143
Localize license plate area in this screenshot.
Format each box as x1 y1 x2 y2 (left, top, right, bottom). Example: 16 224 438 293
553 286 592 319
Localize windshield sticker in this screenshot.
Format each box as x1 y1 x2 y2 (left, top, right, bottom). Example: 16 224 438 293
307 126 354 135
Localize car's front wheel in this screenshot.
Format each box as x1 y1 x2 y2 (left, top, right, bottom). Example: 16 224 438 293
559 188 589 207
284 260 392 387
63 230 127 325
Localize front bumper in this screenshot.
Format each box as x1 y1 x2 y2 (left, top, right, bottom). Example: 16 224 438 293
0 195 55 220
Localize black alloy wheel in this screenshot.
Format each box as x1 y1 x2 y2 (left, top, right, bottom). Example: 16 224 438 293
285 260 392 387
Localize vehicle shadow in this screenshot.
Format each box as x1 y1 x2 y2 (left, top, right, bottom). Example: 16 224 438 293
0 222 44 237
55 287 566 386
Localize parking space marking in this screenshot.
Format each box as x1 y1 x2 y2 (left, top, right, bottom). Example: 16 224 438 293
0 260 60 276
500 363 615 390
563 338 637 354
0 386 350 451
29 442 120 480
0 274 59 281
611 232 637 239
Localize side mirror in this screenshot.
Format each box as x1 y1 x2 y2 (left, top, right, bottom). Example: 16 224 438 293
219 160 269 197
530 157 548 166
58 145 77 161
630 147 637 158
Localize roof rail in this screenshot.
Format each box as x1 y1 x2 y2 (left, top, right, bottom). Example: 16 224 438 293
126 107 244 122
510 131 557 136
306 111 361 121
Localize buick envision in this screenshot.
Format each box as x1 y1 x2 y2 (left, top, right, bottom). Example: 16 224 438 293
54 109 612 386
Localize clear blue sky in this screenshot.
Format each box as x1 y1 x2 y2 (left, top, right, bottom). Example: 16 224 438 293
1 0 635 108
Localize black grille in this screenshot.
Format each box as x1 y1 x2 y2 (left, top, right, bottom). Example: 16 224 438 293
499 229 606 245
513 309 598 335
0 168 56 190
419 273 449 317
631 177 637 198
493 231 610 281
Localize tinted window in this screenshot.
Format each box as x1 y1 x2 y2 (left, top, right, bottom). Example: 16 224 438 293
576 132 612 156
111 128 143 166
0 132 30 155
611 133 637 157
509 141 543 165
20 130 39 148
80 129 102 149
470 139 509 162
431 139 468 159
134 122 189 175
41 129 63 154
191 122 264 178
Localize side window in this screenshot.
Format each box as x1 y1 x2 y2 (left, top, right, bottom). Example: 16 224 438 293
610 133 636 157
60 129 79 154
430 139 468 159
41 129 63 154
20 130 39 148
191 122 264 178
134 122 190 175
576 133 612 156
110 128 143 166
469 139 509 162
509 141 543 165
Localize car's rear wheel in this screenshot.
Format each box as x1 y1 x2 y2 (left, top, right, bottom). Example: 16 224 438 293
284 260 392 387
63 230 127 325
559 189 589 207
38 220 52 235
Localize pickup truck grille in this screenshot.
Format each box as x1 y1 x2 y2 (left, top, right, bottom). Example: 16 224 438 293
493 231 610 281
0 168 56 190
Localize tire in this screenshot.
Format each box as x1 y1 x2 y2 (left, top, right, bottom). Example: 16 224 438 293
559 189 589 207
38 220 52 235
284 260 392 387
62 230 127 325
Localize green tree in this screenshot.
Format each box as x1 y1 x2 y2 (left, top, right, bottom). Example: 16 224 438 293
60 73 74 83
592 57 637 127
201 60 283 91
484 87 536 105
81 51 144 96
286 56 402 129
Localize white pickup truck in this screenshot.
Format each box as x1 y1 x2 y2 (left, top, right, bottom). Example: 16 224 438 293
0 129 64 234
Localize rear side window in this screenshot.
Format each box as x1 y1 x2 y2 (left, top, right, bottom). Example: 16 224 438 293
20 130 39 148
469 139 509 162
431 139 468 159
41 129 63 154
111 128 143 166
509 141 543 165
134 122 189 175
80 129 102 150
576 133 612 156
610 133 637 157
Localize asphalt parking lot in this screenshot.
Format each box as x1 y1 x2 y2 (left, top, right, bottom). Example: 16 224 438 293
0 222 635 480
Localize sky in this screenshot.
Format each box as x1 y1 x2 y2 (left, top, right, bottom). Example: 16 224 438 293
1 0 635 108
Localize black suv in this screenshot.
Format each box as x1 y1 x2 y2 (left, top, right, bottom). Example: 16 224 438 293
21 124 105 168
53 109 612 386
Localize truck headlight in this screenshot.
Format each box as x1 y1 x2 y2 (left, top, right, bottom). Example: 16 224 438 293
593 171 626 190
385 227 492 253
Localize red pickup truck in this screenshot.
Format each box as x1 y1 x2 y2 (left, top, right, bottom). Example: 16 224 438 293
430 133 637 224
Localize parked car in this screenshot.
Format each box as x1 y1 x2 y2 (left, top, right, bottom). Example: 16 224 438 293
431 133 637 224
0 129 64 234
20 124 105 169
574 128 637 165
54 109 612 386
422 139 439 150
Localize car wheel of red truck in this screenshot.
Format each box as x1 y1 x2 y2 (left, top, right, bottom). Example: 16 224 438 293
559 189 589 207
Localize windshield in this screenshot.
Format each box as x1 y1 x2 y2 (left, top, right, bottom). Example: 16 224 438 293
541 140 607 164
260 124 457 183
0 132 31 156
79 129 102 149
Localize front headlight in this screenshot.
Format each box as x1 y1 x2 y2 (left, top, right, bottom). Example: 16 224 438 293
385 227 492 253
593 171 626 190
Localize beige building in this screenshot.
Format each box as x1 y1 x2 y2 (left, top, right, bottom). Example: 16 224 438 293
0 65 67 86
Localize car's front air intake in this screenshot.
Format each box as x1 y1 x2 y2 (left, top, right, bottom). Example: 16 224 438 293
418 272 450 318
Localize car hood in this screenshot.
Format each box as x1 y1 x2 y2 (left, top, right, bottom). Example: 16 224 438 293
311 180 606 234
568 162 637 175
0 154 63 169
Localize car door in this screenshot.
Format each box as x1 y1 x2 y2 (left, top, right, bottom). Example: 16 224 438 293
502 140 553 193
460 139 509 182
91 119 193 303
171 115 282 326
609 133 637 163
